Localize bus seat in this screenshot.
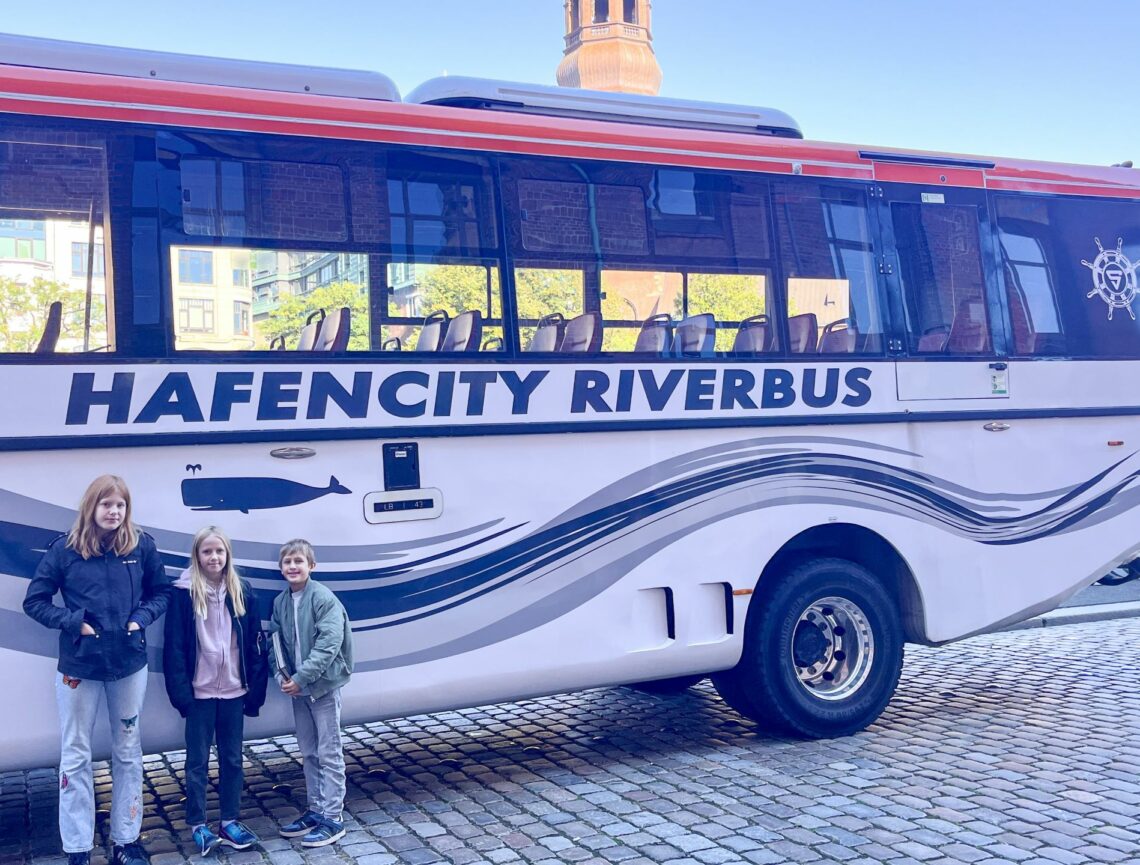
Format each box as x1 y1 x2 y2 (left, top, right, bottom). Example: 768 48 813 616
633 313 673 353
787 312 818 353
818 318 857 353
381 336 403 351
947 301 990 353
297 309 325 351
559 312 602 353
313 306 350 351
732 314 771 353
916 325 949 352
528 313 566 351
35 301 63 353
440 309 482 351
416 310 450 351
674 313 715 355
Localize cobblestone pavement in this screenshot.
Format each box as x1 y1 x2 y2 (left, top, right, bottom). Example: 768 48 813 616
3 619 1139 865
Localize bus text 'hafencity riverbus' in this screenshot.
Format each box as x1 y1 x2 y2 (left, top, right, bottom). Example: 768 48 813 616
1 34 1138 770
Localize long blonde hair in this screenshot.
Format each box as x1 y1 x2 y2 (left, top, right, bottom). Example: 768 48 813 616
67 474 139 560
188 526 246 619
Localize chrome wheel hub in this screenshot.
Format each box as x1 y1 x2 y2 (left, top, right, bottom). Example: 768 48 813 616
790 596 875 701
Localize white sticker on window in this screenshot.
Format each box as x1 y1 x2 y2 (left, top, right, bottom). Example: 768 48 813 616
921 193 945 204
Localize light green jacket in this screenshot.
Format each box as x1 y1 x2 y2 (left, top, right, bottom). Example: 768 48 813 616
270 579 353 701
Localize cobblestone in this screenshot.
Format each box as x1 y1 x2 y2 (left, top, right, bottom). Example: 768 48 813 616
3 621 1140 864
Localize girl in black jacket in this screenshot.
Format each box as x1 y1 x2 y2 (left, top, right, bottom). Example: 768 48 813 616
163 526 268 856
23 474 170 865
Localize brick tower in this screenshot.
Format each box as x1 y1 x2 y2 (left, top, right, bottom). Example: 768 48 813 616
556 0 662 96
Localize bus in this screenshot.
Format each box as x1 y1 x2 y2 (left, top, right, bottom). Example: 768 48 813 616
1 34 1138 772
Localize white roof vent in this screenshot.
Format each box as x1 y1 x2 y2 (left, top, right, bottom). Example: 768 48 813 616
405 77 802 139
0 33 400 102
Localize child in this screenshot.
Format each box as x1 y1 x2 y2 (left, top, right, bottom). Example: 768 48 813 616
270 539 354 848
163 526 269 856
23 475 170 865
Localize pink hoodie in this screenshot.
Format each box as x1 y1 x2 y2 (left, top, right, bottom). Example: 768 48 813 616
175 570 247 701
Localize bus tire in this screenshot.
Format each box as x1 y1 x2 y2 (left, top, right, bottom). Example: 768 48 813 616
712 557 903 738
625 675 704 695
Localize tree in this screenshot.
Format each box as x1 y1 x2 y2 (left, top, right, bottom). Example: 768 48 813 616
0 276 107 352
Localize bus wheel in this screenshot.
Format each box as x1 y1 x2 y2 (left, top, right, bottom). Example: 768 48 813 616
712 557 903 738
625 675 704 695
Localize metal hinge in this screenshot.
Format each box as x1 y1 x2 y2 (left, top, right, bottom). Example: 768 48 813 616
878 256 894 275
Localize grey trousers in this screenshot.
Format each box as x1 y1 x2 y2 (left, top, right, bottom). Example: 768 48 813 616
55 666 148 852
291 688 345 821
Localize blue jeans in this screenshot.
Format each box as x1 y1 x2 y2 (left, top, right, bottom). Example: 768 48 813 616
55 667 148 853
292 688 345 821
184 697 246 826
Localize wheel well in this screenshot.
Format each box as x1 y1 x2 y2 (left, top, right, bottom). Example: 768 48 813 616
758 524 927 643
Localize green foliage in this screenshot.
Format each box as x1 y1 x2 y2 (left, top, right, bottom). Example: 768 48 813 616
0 276 107 352
257 281 369 350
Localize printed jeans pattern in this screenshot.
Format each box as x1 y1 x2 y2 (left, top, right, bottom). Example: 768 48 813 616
184 697 246 826
56 666 147 852
291 688 345 821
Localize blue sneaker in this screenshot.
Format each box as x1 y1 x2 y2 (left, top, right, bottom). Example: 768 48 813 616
191 826 221 858
300 818 345 848
279 810 322 838
219 821 260 851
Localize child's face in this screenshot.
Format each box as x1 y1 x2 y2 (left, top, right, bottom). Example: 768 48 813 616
280 552 314 590
197 535 227 580
94 494 127 533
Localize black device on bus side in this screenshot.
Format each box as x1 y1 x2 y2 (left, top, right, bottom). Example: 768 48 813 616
382 443 421 491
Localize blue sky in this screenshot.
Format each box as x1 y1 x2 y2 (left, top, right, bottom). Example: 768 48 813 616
3 1 1138 166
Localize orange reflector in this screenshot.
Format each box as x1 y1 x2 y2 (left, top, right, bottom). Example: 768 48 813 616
732 588 754 596
1108 441 1124 447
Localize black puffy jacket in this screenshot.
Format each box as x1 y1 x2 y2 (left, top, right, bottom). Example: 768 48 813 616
23 532 170 680
163 579 269 718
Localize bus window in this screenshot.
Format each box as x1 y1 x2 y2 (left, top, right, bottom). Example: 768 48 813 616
995 195 1140 358
600 270 682 351
0 127 111 353
891 202 991 355
514 267 584 350
383 261 503 352
687 273 771 353
773 181 883 355
170 247 369 350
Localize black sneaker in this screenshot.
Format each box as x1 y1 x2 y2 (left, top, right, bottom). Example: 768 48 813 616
67 853 90 865
111 841 149 865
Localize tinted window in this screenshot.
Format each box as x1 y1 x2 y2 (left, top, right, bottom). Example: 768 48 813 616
996 195 1140 357
772 180 884 355
891 201 991 355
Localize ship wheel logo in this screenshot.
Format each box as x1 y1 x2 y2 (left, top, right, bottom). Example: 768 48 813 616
1083 237 1138 320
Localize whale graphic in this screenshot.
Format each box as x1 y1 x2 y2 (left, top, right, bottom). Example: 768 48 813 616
181 475 351 514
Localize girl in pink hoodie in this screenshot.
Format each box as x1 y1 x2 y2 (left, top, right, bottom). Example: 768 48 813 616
163 526 269 857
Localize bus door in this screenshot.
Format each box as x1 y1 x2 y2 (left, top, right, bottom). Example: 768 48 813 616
874 169 1009 402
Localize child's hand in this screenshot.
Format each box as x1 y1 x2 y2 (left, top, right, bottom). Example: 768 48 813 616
281 676 301 697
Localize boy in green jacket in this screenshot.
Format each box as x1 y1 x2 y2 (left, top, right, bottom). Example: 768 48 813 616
270 539 354 848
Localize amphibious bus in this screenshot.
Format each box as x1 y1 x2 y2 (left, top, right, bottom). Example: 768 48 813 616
1 34 1138 771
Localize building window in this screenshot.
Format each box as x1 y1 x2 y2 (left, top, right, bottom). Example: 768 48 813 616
594 0 609 23
318 261 338 285
71 242 106 277
232 267 248 287
623 0 637 24
178 249 214 284
233 300 250 336
178 298 215 332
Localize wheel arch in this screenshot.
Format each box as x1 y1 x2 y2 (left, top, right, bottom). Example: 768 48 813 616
757 523 928 644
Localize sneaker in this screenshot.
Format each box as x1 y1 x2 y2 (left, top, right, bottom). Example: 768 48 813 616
67 853 90 865
218 821 260 851
191 825 221 858
111 842 149 865
279 810 322 838
300 818 345 848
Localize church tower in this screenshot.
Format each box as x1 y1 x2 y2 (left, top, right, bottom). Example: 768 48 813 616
556 0 662 96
